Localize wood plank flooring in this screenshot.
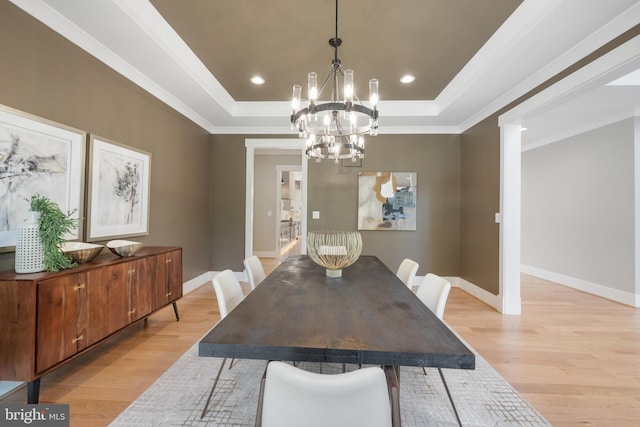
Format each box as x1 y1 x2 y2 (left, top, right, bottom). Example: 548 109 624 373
2 261 639 426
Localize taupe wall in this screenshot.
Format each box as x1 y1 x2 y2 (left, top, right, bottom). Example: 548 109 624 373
0 1 211 280
209 134 466 280
209 135 248 271
309 135 463 276
460 116 501 294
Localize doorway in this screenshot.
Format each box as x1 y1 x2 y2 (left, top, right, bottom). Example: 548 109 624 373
245 139 307 261
277 167 302 258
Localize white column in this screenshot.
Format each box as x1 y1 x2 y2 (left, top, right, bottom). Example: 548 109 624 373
245 145 255 261
634 115 640 307
500 123 522 314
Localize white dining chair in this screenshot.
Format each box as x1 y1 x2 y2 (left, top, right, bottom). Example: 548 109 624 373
243 255 266 290
415 273 461 426
255 361 400 427
201 269 245 419
396 258 419 289
416 273 451 319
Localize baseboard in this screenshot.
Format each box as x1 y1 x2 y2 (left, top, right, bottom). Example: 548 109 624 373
183 271 213 295
448 276 502 311
0 381 24 400
413 275 502 312
253 251 278 258
521 264 639 308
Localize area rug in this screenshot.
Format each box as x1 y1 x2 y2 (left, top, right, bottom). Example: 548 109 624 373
110 338 550 427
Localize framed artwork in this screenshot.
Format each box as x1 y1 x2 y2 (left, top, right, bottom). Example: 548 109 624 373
87 135 151 241
358 172 417 231
0 105 85 251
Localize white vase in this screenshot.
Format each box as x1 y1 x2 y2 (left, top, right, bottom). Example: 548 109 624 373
15 211 45 273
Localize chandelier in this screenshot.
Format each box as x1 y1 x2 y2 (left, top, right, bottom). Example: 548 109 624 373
290 0 379 163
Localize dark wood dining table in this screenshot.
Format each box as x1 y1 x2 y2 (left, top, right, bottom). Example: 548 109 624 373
199 255 474 370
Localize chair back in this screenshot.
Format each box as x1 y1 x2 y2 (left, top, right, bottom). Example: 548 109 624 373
258 361 393 427
243 256 266 290
396 258 419 288
212 269 244 318
416 273 451 319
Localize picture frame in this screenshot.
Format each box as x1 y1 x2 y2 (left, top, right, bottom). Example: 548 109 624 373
87 135 151 241
0 104 85 252
358 172 417 231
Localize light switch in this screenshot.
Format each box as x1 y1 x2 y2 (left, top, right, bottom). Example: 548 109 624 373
495 213 502 223
267 210 272 217
312 211 320 219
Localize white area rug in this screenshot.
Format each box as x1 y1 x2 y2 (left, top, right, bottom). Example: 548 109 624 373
110 340 550 426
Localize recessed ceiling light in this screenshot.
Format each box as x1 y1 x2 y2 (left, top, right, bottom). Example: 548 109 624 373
250 76 265 85
400 75 415 84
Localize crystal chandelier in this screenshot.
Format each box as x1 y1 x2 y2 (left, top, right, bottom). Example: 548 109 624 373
291 0 379 163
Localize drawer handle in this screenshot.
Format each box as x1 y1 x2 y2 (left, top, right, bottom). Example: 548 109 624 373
165 259 172 264
166 291 172 297
128 269 136 275
72 335 83 344
128 309 136 315
73 283 85 291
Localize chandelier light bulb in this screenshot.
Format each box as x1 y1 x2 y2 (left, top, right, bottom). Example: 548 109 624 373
344 69 354 102
308 72 318 102
369 79 379 106
292 85 302 111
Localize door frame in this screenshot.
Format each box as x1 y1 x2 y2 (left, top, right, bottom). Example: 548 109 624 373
245 139 307 261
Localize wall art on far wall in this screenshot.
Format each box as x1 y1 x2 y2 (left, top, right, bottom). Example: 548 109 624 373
0 104 85 251
87 135 151 241
358 172 417 231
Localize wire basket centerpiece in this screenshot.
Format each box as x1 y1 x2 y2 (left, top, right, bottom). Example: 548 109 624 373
307 230 362 278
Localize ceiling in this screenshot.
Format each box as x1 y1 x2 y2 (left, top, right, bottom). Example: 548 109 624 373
8 0 640 147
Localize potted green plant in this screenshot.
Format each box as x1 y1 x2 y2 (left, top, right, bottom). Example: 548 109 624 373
29 194 78 272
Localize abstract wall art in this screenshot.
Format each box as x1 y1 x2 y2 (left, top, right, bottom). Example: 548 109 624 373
358 172 417 231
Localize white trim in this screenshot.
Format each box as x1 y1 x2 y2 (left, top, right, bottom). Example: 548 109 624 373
635 116 640 304
522 110 637 152
183 272 212 295
253 250 279 259
498 124 522 315
0 381 23 399
522 265 640 308
447 277 502 311
500 36 640 126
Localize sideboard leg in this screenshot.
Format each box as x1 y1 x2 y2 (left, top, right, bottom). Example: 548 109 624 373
27 378 41 404
172 301 180 321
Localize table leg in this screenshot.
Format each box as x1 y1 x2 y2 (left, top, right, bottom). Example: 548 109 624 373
438 368 462 427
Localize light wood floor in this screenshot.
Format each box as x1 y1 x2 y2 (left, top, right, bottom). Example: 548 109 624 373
2 259 639 426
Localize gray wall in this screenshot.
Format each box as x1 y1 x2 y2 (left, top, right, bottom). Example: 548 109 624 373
522 119 635 293
0 1 211 280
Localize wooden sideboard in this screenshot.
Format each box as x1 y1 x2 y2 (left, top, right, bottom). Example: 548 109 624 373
0 246 182 403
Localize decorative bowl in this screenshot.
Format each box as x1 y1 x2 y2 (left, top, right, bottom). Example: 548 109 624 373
107 240 142 257
307 230 362 277
61 242 104 264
